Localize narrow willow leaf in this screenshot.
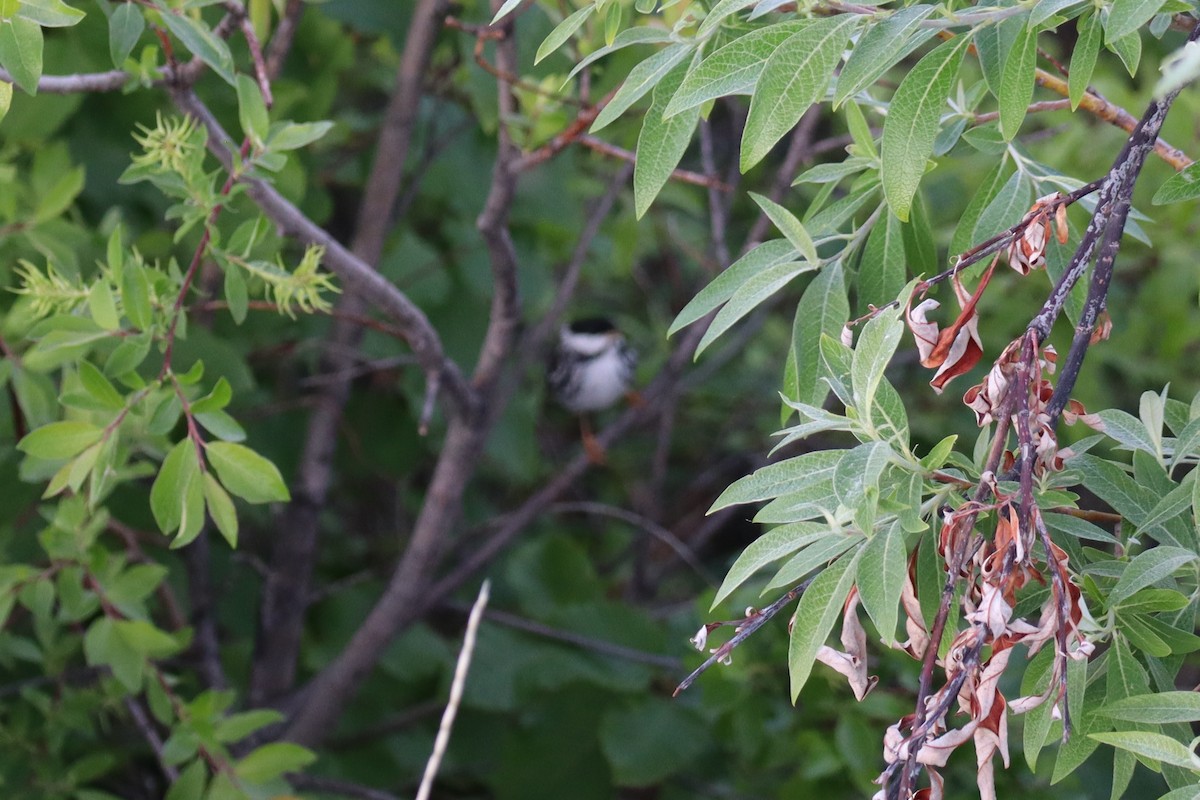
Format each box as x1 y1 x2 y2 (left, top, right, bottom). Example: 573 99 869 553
1138 482 1193 533
973 169 1031 244
1108 28 1142 76
975 14 1023 95
857 520 905 643
697 0 758 36
203 473 239 548
159 11 234 84
786 261 847 408
1105 0 1169 43
592 44 691 132
491 0 524 24
235 74 269 144
565 27 674 83
858 212 906 310
665 21 807 117
750 193 817 263
535 5 593 64
710 450 844 511
1096 408 1159 454
1110 547 1197 606
834 5 936 107
833 441 892 510
670 239 796 336
880 36 970 221
768 533 862 590
1088 731 1200 770
949 159 1009 254
696 260 816 354
1096 691 1200 724
788 549 861 700
1070 12 1102 109
711 522 831 607
603 2 620 46
1031 0 1087 27
634 54 701 217
851 309 904 417
740 16 859 171
1152 161 1200 205
1022 647 1056 770
999 24 1037 140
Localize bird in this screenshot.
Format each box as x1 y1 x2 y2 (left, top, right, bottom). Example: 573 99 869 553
547 317 638 462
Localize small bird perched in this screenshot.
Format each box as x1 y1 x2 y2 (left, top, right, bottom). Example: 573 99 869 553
548 317 637 462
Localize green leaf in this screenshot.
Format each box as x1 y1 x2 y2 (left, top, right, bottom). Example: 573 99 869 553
565 27 674 83
195 409 247 442
235 74 269 144
1110 547 1197 606
1106 0 1168 43
750 193 818 263
265 119 333 151
18 0 84 27
490 0 523 23
1089 731 1200 770
234 742 316 783
999 24 1037 140
151 439 200 534
712 523 832 607
1070 12 1102 109
34 164 84 222
88 280 120 331
834 5 936 107
856 520 906 644
603 1 620 44
108 2 143 68
78 361 124 410
949 159 1010 254
1095 408 1158 454
214 709 284 744
833 441 892 510
975 14 1023 95
535 5 592 64
973 169 1032 244
665 21 807 117
202 473 238 548
1031 0 1088 26
697 0 757 36
0 15 42 94
768 532 862 590
634 54 700 218
858 211 906 310
740 16 859 171
0 78 11 124
1108 28 1142 76
880 35 970 221
121 264 153 330
788 549 861 700
224 262 248 324
1153 161 1200 205
591 43 691 132
158 10 234 84
710 450 844 510
164 759 207 800
1139 482 1194 534
115 618 182 658
190 377 232 415
18 420 104 460
205 441 290 504
696 260 815 355
786 261 847 408
851 308 904 418
1096 691 1200 723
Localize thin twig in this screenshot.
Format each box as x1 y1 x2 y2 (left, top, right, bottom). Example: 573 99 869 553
125 696 179 783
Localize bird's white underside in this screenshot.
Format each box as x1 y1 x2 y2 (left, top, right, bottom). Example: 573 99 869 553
563 344 631 412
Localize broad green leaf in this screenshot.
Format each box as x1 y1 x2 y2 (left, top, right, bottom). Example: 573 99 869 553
1110 547 1197 606
858 211 906 310
115 618 182 658
710 450 844 510
1105 0 1168 43
190 377 232 415
999 24 1037 140
857 520 905 643
87 280 120 330
697 0 757 36
18 420 103 460
1089 731 1200 770
34 163 84 222
235 74 269 144
195 409 247 442
164 760 207 800
214 709 285 743
266 120 334 150
1095 408 1159 454
1108 28 1142 76
950 159 1010 254
712 522 831 607
203 473 238 548
1153 161 1200 205
788 549 861 700
851 308 904 417
18 0 84 27
1031 0 1087 26
535 5 592 64
1097 691 1200 723
591 43 691 132
740 16 859 171
834 5 936 107
665 21 807 117
78 361 123 410
151 439 199 534
833 441 892 510
0 15 42 94
158 10 234 84
108 2 143 68
205 441 290 503
750 193 818 263
235 742 316 783
786 261 847 408
696 259 815 355
880 35 970 221
634 54 700 218
1070 12 1102 109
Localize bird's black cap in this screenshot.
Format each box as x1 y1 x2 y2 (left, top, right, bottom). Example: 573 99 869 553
568 317 617 334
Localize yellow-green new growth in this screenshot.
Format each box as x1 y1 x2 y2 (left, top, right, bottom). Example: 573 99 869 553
131 112 204 175
10 260 89 318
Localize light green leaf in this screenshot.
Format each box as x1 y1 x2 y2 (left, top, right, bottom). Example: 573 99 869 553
999 24 1037 140
1106 0 1168 43
151 439 200 534
740 16 859 171
665 21 807 117
786 261 847 408
158 10 234 84
18 420 104 460
235 742 316 783
1031 0 1087 26
78 361 123 410
0 15 42 94
712 522 831 607
266 120 333 150
1153 161 1200 205
768 532 862 590
857 520 905 644
833 441 892 510
203 473 238 548
634 54 700 218
1139 482 1194 534
880 35 970 221
858 211 906 310
565 27 675 83
108 2 142 68
1095 408 1159 454
1089 731 1200 770
1110 547 1197 606
851 308 904 417
591 43 691 132
750 193 818 263
788 549 861 700
697 0 757 36
0 78 11 124
1070 11 1102 109
18 0 84 26
235 74 269 144
696 259 816 355
972 168 1031 244
949 159 1009 254
205 441 290 504
1096 691 1200 724
535 5 592 64
834 5 936 107
710 450 844 511
164 760 207 800
115 618 182 658
88 280 120 331
975 14 1023 94
195 409 247 442
1108 27 1142 76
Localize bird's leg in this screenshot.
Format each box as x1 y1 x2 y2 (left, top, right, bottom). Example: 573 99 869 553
624 390 646 409
580 415 607 464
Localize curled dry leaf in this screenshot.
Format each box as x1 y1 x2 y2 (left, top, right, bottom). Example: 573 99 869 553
816 588 879 700
905 257 997 393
